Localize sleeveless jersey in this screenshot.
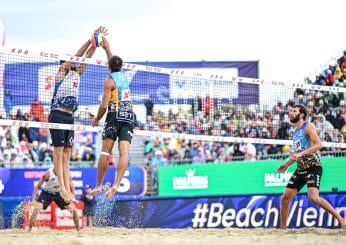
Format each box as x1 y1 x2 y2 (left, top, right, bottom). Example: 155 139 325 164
292 122 321 169
51 69 80 112
42 168 60 194
108 71 135 124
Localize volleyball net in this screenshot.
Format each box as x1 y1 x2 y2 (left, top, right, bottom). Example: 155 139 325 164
0 47 345 152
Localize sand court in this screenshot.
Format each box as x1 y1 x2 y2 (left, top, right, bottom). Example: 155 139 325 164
0 227 345 245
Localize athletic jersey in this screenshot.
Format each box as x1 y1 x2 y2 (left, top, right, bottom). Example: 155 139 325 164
42 168 60 194
108 71 133 112
51 69 80 112
292 122 321 170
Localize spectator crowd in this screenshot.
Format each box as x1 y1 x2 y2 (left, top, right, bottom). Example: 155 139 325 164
0 50 345 169
143 51 346 168
0 98 96 168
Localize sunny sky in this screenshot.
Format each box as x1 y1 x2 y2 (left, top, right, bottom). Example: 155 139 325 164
1 0 346 84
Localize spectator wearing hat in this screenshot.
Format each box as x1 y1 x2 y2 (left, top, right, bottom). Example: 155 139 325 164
23 154 35 168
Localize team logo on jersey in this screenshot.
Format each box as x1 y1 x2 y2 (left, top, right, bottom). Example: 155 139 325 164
294 140 301 151
121 89 131 101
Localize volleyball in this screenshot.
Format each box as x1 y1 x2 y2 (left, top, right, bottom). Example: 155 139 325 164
91 31 103 47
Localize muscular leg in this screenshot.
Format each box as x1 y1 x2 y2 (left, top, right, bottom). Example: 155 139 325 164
308 187 346 228
53 147 70 202
68 203 80 231
28 202 43 232
105 140 130 199
62 147 75 202
280 188 297 229
91 138 115 196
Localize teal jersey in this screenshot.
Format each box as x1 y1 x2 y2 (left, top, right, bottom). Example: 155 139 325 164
109 71 133 112
292 122 321 169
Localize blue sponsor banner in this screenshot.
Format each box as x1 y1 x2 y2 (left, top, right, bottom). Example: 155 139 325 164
0 167 147 197
4 61 259 106
99 193 346 229
134 61 259 105
4 62 106 107
0 193 345 229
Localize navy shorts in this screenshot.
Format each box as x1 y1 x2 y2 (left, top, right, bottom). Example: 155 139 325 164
48 110 74 147
286 166 322 192
37 190 70 210
102 112 134 143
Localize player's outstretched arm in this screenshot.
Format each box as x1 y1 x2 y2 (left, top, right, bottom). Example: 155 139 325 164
77 45 96 75
100 36 112 61
75 25 107 57
77 26 109 75
91 78 113 126
31 171 49 202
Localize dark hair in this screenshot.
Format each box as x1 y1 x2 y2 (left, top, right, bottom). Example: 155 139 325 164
109 55 123 72
293 104 307 120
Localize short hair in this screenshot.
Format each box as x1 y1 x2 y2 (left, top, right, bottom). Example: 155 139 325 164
293 104 307 120
109 55 123 72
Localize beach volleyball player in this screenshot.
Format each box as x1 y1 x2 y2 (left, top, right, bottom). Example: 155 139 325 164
49 26 108 202
277 104 346 229
90 36 136 199
28 168 79 231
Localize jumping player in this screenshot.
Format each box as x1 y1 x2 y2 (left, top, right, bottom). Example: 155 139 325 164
49 26 108 202
90 36 136 199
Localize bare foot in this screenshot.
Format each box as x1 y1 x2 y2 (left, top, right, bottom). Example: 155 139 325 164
105 185 118 199
68 192 78 204
341 219 346 229
60 190 72 202
91 186 102 196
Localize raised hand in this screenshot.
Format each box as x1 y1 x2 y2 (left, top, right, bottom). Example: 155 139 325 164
95 26 109 36
100 35 110 49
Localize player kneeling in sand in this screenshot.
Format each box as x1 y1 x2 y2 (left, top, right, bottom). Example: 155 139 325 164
28 167 79 231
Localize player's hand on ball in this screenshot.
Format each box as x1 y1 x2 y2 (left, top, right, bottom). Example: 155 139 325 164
96 26 109 36
100 36 109 49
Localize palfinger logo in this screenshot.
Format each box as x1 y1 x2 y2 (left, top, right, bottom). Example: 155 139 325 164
264 171 293 187
173 170 208 190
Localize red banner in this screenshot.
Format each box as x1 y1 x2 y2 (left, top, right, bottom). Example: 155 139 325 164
23 201 85 230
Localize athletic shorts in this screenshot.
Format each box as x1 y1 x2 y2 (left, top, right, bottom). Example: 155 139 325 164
286 166 322 192
102 112 134 143
48 110 74 147
37 190 70 210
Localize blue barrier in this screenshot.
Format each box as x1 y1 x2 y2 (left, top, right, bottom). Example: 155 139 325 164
0 167 147 197
1 193 345 229
96 193 346 229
